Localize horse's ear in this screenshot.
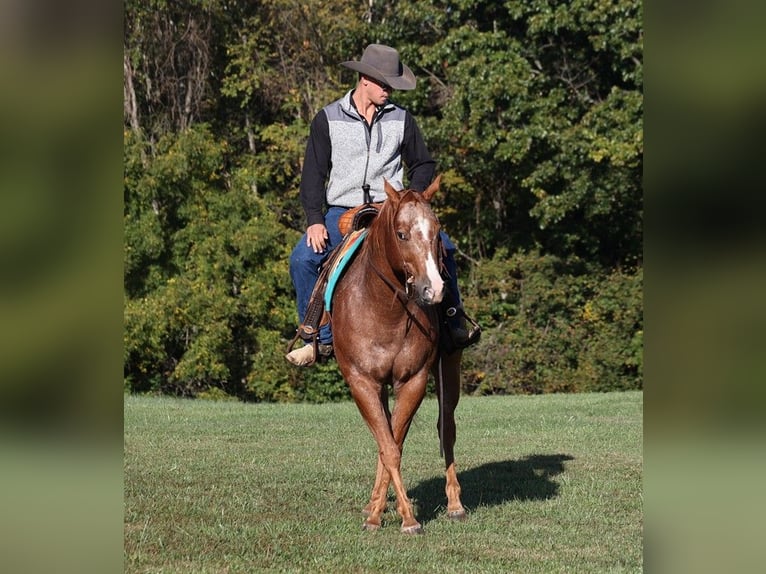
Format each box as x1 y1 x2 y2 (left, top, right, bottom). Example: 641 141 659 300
422 174 441 202
384 179 400 203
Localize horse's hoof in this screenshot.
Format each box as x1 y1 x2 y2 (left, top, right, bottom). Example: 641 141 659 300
400 524 424 535
447 510 467 521
362 521 380 532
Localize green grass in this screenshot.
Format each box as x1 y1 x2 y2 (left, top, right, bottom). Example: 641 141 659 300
125 391 642 573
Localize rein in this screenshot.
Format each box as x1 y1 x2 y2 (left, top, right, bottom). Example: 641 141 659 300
369 260 411 303
368 258 435 340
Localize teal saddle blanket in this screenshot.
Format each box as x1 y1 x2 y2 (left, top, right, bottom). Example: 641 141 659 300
324 228 368 312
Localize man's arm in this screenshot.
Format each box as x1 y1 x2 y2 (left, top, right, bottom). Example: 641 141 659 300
300 110 331 226
402 112 436 191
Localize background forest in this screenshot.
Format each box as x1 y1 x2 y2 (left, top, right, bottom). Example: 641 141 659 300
123 0 643 401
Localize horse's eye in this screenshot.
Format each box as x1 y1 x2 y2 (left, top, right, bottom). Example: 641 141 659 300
396 231 408 241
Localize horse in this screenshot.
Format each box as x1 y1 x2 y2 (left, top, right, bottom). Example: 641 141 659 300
330 175 466 534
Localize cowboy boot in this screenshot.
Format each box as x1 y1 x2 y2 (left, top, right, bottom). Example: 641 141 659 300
441 292 481 352
285 342 333 367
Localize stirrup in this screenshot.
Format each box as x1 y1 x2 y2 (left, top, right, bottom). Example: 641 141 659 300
441 307 481 353
285 330 333 367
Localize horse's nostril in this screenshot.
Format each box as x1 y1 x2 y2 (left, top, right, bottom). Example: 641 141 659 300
420 285 444 305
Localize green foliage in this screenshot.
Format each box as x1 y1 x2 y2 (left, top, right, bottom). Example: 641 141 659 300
124 0 643 400
124 126 300 398
461 250 642 394
295 361 352 403
377 0 643 266
219 0 370 122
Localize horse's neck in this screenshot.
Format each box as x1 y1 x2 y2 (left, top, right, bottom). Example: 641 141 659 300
358 233 439 340
359 237 406 299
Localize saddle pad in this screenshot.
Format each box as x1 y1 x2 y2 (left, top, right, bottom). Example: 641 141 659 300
324 228 368 311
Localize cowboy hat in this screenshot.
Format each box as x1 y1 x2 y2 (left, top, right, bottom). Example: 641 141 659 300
340 44 417 91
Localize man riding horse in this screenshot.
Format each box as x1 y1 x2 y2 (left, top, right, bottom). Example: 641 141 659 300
286 43 479 366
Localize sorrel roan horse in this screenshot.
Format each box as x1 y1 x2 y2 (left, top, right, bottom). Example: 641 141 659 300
330 175 466 534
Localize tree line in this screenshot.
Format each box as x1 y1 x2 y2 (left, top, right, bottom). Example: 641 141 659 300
124 0 643 400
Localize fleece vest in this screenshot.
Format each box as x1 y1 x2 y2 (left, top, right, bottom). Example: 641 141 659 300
324 90 406 207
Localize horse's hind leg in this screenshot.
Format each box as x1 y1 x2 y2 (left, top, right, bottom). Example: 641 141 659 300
436 350 467 520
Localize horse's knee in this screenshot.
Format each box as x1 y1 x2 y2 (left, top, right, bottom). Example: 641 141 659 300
380 448 401 470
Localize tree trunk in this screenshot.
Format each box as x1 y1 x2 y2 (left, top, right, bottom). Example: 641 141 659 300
123 48 140 132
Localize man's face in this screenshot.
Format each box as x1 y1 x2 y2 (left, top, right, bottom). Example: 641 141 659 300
364 76 394 105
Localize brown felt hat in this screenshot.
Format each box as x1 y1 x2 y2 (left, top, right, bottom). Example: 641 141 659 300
340 44 417 91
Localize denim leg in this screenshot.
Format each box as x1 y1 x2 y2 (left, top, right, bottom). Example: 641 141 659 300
289 240 322 327
440 231 462 306
440 231 464 329
288 207 346 345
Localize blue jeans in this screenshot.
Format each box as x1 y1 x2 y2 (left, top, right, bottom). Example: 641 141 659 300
289 207 463 345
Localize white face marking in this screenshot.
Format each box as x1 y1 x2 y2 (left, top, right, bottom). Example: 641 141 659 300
425 251 444 294
414 213 444 294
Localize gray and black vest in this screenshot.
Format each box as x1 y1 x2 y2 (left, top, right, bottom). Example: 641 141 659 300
324 90 407 207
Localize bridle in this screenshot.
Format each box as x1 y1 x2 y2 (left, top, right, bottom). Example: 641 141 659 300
366 197 442 338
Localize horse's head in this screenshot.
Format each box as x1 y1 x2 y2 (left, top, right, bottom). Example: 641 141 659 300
380 175 445 306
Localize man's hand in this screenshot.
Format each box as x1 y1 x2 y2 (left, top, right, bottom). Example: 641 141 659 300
306 223 329 253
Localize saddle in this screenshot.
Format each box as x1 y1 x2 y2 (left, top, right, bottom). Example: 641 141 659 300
338 202 382 236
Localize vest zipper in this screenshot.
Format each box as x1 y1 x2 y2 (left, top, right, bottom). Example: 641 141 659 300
358 104 385 204
361 109 377 201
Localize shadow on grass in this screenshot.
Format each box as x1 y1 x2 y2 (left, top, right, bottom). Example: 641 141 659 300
409 453 574 525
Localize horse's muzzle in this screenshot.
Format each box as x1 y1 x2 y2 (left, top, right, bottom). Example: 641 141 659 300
417 283 444 306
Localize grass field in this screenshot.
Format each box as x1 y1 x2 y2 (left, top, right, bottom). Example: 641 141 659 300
124 391 642 573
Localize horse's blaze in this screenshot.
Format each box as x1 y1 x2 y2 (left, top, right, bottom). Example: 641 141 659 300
415 212 444 301
425 251 443 300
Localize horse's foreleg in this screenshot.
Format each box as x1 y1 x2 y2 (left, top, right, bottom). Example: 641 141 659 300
363 387 391 519
436 350 467 520
388 373 428 533
350 381 418 532
363 388 416 518
366 437 416 533
362 456 389 518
